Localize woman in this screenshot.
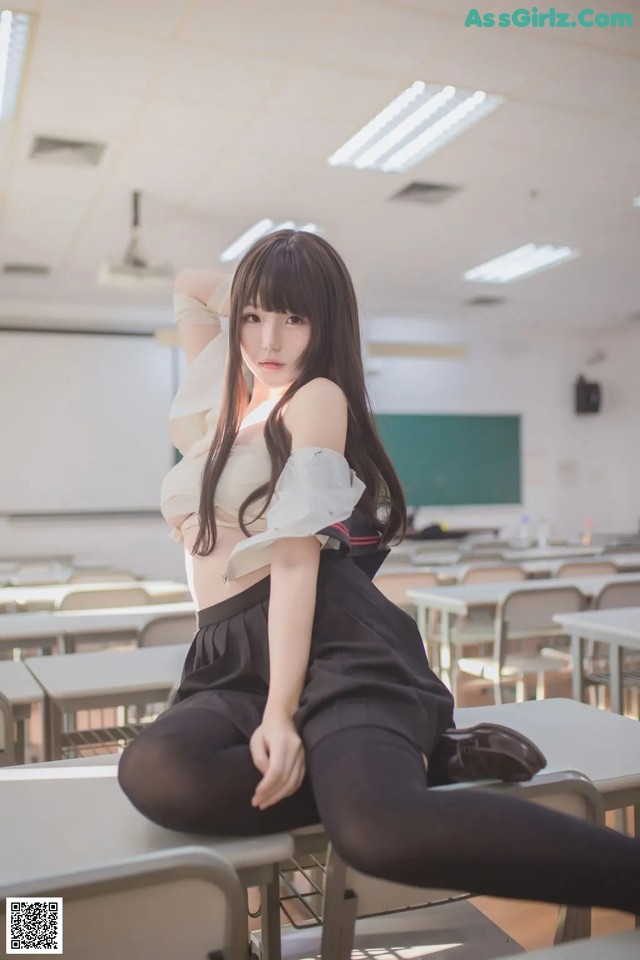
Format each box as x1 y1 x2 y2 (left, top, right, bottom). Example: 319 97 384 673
119 230 640 914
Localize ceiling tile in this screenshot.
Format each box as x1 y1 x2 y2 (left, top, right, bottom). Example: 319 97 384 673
154 43 290 108
28 18 167 95
183 0 344 54
304 0 459 76
42 0 190 39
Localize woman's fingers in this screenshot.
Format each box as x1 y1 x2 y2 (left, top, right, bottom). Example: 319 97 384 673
249 730 270 776
253 742 304 808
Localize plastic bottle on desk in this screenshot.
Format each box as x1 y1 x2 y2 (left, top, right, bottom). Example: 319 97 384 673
537 518 551 549
582 515 593 546
518 513 531 545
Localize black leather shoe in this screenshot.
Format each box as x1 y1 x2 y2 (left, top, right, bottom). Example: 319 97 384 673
440 723 547 783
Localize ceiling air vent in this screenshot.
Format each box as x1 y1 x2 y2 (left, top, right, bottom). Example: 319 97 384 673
2 263 51 276
465 295 507 307
391 181 460 205
29 136 106 166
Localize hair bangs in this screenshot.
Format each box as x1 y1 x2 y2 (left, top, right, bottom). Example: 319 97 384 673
239 234 320 321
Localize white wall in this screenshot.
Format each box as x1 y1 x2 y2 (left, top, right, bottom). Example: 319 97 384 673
366 318 640 541
0 329 184 581
2 322 639 581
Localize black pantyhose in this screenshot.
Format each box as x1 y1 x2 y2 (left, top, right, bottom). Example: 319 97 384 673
118 710 640 914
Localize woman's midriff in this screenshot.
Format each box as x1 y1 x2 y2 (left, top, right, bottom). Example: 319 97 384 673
176 512 271 609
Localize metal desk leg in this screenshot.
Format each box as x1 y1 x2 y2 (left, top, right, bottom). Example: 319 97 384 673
555 905 591 943
14 719 26 765
46 698 63 761
259 865 282 960
570 632 585 703
609 642 623 715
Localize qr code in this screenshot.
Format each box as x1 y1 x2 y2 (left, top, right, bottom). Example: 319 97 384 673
6 898 63 954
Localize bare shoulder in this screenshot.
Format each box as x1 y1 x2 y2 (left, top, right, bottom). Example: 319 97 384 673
284 378 348 455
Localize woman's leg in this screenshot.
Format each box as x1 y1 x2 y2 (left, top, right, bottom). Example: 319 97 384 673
306 725 640 915
117 695 319 836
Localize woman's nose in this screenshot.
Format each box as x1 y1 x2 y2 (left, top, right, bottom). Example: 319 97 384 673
262 326 281 350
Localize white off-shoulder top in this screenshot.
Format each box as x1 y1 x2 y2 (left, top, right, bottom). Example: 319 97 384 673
159 287 366 583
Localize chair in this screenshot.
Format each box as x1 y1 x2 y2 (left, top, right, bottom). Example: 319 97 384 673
586 580 640 715
12 562 67 586
0 847 249 960
556 561 617 578
315 771 603 960
67 571 139 583
138 613 197 648
373 571 439 615
135 613 198 721
59 587 150 653
457 585 586 703
461 564 525 584
428 567 527 690
58 587 151 737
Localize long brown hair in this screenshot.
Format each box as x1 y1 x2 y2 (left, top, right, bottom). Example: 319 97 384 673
193 229 407 556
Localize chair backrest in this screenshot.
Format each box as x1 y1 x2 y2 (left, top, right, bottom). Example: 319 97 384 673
60 588 150 611
0 848 248 960
595 579 640 610
460 548 504 560
556 561 617 578
138 614 197 648
498 585 586 633
373 572 439 607
461 565 525 584
67 571 138 583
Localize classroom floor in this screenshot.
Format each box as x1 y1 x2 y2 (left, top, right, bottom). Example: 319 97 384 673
20 670 635 954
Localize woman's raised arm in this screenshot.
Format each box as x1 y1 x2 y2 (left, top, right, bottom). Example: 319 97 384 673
173 268 232 365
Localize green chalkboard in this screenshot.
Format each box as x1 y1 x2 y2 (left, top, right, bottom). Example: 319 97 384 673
374 414 521 506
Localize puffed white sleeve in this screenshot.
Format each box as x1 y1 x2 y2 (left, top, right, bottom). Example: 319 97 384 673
168 280 232 456
223 447 367 582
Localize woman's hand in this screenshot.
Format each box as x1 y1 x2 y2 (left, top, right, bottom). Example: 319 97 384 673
250 710 306 810
174 268 231 313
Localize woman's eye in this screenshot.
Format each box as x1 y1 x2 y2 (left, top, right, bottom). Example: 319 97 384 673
288 315 304 325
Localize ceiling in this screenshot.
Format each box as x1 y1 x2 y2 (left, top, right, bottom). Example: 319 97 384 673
0 0 638 334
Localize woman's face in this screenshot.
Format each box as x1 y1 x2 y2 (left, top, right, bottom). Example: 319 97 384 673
239 300 312 387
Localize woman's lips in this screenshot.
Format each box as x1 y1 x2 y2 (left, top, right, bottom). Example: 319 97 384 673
260 361 283 367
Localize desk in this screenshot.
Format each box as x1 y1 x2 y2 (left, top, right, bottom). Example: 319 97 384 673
554 607 640 714
500 545 605 561
0 758 291 960
407 575 640 688
505 930 640 960
0 580 191 611
22 642 190 759
0 601 196 656
455 698 640 820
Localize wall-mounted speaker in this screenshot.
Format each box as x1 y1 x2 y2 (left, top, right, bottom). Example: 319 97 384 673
575 375 601 415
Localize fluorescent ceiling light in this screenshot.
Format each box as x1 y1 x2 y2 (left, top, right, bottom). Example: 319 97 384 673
0 9 31 122
328 81 504 173
220 220 322 263
633 196 640 208
463 243 578 283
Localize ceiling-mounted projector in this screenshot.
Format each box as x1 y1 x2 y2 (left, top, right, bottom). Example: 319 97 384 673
98 190 174 289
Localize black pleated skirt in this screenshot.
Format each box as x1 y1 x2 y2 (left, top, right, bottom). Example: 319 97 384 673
173 552 455 757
